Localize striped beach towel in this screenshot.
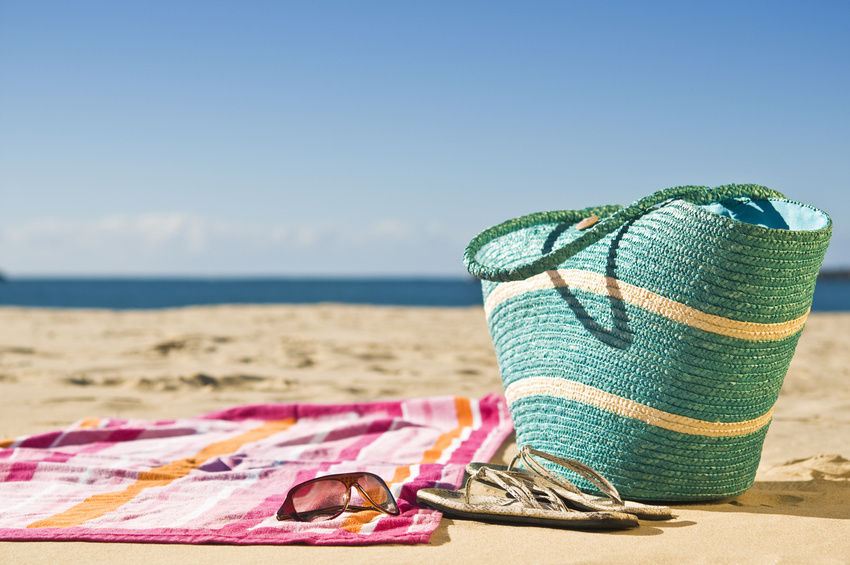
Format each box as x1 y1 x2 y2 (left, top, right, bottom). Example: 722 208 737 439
0 394 511 545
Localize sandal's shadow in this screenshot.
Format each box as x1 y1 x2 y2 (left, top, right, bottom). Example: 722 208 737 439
424 437 518 546
429 516 672 539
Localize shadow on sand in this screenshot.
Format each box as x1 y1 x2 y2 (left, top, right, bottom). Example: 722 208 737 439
678 477 850 520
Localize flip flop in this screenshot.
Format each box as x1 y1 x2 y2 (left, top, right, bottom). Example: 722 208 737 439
417 466 639 530
465 446 674 521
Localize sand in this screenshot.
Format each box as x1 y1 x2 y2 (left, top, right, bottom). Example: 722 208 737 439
0 305 848 564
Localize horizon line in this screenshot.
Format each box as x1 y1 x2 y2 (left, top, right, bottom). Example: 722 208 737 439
2 268 848 280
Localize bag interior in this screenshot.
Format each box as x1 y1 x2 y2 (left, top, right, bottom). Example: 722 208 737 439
699 199 829 231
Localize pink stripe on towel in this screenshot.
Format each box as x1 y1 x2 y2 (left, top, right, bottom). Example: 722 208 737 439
0 394 511 545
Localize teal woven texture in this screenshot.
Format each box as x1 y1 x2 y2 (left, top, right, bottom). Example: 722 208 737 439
465 185 832 501
510 397 769 500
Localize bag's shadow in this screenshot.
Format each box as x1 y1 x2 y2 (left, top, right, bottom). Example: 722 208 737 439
677 478 850 520
542 221 634 350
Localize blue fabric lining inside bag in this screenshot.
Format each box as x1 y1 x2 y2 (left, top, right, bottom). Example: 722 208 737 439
700 199 829 231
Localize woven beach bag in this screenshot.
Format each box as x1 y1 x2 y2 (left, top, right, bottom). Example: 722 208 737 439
464 185 831 501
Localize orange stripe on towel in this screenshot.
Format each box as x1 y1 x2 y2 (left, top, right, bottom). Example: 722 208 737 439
27 418 295 529
422 397 473 464
341 397 474 534
0 439 12 448
340 510 382 532
76 418 102 429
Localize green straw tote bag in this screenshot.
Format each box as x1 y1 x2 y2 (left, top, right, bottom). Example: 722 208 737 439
464 184 831 501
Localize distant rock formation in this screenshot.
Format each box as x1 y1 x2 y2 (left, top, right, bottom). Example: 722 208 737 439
818 268 850 280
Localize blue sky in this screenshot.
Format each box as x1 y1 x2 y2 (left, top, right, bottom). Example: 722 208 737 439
1 1 847 275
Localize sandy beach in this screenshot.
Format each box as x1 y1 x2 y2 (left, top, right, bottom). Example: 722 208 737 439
0 304 848 564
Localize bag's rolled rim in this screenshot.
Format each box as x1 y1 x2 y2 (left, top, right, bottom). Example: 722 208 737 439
464 184 831 282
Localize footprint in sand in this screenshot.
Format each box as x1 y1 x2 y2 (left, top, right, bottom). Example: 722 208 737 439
64 374 125 387
136 373 291 392
332 344 397 363
44 396 97 404
280 337 318 369
0 346 37 355
150 335 233 356
101 397 144 409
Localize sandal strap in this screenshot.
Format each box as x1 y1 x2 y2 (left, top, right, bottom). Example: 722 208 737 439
465 467 569 512
512 446 625 507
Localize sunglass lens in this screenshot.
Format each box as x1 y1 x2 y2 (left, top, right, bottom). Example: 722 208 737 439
357 474 399 515
290 479 349 522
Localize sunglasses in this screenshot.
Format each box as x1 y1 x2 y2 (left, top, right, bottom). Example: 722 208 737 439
276 472 401 522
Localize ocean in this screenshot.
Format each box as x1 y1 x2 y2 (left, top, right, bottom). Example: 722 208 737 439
0 277 847 311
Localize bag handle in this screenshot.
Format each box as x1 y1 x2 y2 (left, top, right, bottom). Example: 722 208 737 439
464 184 786 282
